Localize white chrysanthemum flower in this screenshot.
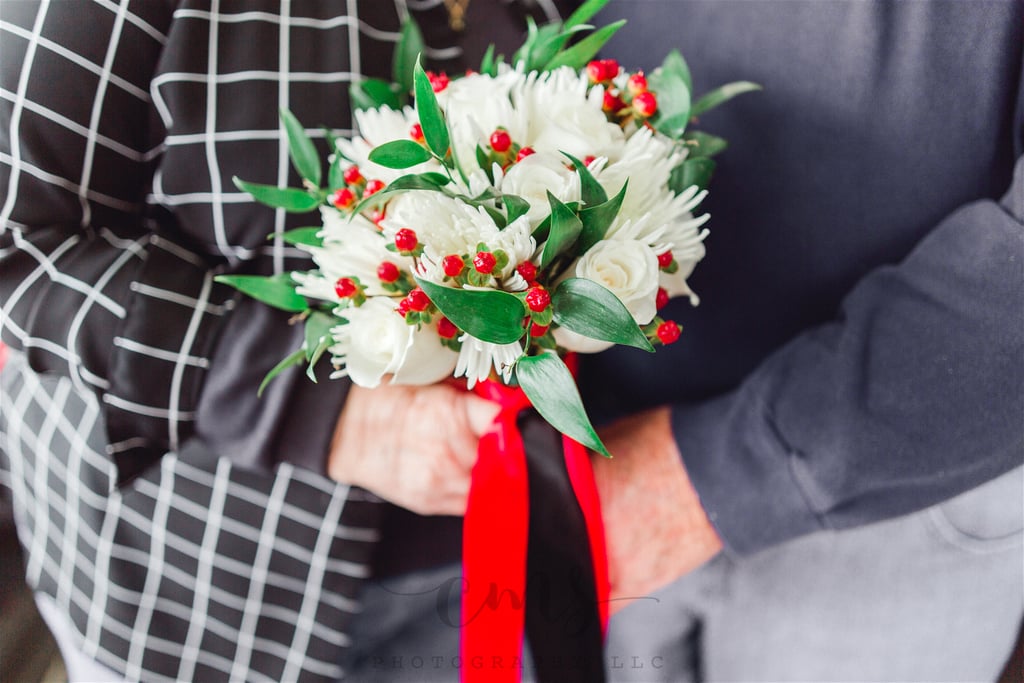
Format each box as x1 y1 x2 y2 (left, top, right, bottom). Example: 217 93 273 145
500 152 581 226
328 297 457 387
337 105 439 183
381 193 536 286
303 219 410 297
440 70 527 176
488 215 537 282
596 126 684 221
514 67 626 162
319 204 378 240
454 334 522 388
292 271 338 304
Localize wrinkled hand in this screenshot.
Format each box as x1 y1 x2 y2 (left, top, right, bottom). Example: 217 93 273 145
328 382 499 515
592 407 722 614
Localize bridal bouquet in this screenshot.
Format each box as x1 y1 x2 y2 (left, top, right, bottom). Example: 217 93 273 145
219 0 757 456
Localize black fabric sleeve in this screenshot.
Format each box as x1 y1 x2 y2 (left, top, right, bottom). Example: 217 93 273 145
675 152 1024 556
0 1 295 484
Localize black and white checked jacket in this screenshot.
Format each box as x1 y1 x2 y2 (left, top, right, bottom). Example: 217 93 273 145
0 1 566 680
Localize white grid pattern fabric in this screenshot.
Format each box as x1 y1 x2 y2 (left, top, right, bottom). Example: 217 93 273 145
0 354 381 682
0 0 569 679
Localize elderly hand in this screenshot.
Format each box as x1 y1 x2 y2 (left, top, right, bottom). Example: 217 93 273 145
327 382 499 515
592 406 723 614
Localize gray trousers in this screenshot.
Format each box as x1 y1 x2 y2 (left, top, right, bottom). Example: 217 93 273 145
346 466 1023 682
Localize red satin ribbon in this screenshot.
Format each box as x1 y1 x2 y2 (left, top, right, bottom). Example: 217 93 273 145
462 371 610 682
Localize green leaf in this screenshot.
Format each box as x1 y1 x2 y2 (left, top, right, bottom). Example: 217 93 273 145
215 273 308 312
503 194 531 225
658 49 692 98
528 24 593 72
304 311 335 362
681 131 729 159
578 179 627 253
480 44 497 77
562 152 607 207
415 278 526 345
552 278 654 352
327 153 345 191
413 56 451 160
690 81 762 118
539 192 584 268
258 348 306 397
648 53 692 139
278 227 323 248
367 139 434 169
543 20 626 71
563 0 612 29
279 108 321 187
515 353 609 457
351 171 450 215
513 16 541 68
350 78 402 112
394 18 425 97
233 177 321 212
669 157 716 194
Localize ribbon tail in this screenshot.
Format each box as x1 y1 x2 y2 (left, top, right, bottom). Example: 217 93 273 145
461 414 529 683
563 435 610 634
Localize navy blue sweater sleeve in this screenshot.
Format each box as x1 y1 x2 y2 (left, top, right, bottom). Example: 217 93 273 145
675 153 1024 555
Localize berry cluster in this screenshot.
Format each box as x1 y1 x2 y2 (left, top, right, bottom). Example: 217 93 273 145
329 164 386 226
437 243 513 288
588 59 659 125
479 126 535 172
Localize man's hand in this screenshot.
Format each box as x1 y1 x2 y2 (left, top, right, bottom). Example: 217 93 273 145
328 382 499 515
592 406 722 614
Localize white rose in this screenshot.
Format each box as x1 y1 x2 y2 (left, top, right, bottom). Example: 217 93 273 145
334 298 457 387
500 153 581 225
572 239 660 325
551 326 614 354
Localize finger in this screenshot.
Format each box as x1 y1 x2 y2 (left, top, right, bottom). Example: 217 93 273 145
464 395 500 436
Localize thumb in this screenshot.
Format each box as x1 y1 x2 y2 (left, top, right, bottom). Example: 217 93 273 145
464 395 500 436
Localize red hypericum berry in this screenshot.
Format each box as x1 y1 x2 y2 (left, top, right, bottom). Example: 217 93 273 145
427 71 450 92
406 287 430 312
489 129 512 153
656 287 670 310
364 179 386 196
396 298 411 316
437 317 458 339
394 228 418 252
516 261 537 281
525 286 551 312
627 71 648 95
583 155 596 166
515 146 535 162
371 208 386 228
656 320 681 345
602 90 625 113
377 261 400 283
343 165 364 185
330 187 356 209
442 254 465 277
600 59 620 80
530 323 550 337
633 91 658 118
587 59 619 83
657 250 674 268
409 123 424 142
473 251 497 274
334 277 357 298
